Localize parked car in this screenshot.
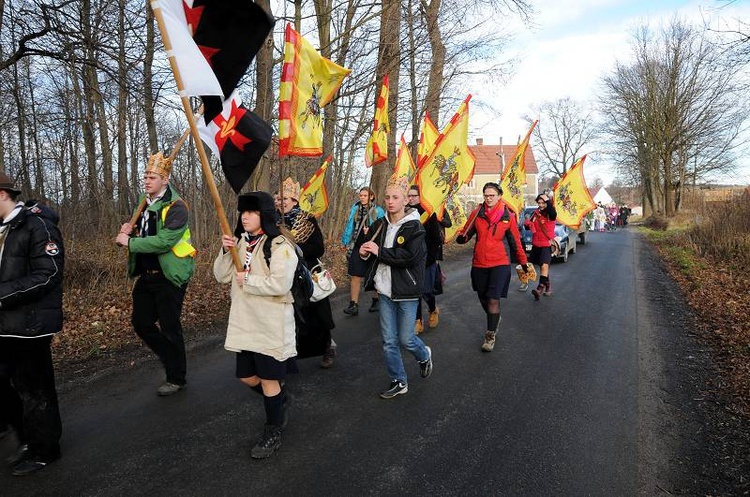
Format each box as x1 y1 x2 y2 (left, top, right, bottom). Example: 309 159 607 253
518 207 576 263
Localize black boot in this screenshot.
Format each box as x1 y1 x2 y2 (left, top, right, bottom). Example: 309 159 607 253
343 301 359 316
251 425 282 459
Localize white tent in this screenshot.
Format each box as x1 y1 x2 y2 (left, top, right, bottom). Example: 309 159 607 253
593 187 613 205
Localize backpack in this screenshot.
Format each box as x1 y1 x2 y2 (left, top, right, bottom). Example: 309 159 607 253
263 236 314 323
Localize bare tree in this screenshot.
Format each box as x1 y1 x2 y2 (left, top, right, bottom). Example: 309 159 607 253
524 97 598 179
600 19 748 216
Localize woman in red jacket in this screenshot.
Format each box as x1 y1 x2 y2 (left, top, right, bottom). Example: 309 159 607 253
524 193 557 300
457 183 529 352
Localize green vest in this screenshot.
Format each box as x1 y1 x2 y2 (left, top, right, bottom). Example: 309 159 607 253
127 187 196 287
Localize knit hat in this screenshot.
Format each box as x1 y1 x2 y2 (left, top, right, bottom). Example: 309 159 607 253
0 172 21 196
235 191 280 238
145 152 173 178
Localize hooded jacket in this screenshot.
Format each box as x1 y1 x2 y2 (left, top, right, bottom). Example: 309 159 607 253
127 186 195 288
362 209 426 300
525 204 557 248
457 201 527 268
341 202 385 248
0 202 64 338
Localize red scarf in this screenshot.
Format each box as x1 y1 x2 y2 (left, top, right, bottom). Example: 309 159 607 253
484 201 504 225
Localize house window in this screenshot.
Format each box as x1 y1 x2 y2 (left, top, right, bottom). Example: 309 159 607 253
467 179 475 189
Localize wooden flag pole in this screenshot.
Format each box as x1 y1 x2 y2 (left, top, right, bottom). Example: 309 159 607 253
151 1 243 271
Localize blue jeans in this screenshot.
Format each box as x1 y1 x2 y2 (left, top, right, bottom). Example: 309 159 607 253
379 295 430 383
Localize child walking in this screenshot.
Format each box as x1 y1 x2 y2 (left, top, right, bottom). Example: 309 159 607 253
213 192 297 459
359 175 433 398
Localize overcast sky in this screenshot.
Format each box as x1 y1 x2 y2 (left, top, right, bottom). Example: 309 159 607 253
469 0 750 186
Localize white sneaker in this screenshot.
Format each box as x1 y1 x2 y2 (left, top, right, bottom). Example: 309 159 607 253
518 283 528 292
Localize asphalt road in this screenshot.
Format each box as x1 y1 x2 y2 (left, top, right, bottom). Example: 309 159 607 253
2 228 656 496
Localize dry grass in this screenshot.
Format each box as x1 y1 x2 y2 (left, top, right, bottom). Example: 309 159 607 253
644 198 750 417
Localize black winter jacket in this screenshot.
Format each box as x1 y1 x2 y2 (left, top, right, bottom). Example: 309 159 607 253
362 211 426 300
413 204 451 266
0 203 64 338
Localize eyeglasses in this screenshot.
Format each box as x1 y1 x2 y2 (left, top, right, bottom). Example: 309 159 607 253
407 194 419 197
483 194 497 198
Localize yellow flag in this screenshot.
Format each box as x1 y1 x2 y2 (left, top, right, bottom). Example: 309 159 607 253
415 95 475 220
443 193 467 243
417 111 439 169
500 120 537 214
553 155 595 228
299 156 331 218
279 23 351 157
394 134 416 180
365 75 389 167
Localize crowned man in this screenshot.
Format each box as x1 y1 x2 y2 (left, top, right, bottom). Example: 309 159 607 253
115 153 196 396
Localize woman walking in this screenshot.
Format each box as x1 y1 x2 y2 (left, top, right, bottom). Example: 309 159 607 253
279 178 337 368
213 192 297 459
524 193 557 300
359 176 433 398
457 182 530 352
341 187 385 316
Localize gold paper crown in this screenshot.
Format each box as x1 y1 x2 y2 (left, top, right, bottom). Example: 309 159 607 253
145 152 173 178
282 177 300 200
386 173 410 194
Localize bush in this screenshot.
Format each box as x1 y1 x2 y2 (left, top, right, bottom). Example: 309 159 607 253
643 215 669 231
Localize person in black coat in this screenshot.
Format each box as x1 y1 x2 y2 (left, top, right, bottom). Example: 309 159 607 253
280 178 336 368
0 174 64 477
407 185 451 333
359 175 432 399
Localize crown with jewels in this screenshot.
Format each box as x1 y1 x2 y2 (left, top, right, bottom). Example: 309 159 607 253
282 177 300 200
145 152 173 178
386 173 410 194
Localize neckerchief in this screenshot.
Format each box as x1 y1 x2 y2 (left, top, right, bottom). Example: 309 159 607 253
242 231 264 270
140 188 167 238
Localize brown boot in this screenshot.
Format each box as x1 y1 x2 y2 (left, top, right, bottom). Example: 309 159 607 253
427 308 440 328
414 319 424 334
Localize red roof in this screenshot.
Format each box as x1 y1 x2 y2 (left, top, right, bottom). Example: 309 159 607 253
467 142 538 175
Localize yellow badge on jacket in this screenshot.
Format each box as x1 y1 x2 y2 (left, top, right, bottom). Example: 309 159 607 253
397 236 405 244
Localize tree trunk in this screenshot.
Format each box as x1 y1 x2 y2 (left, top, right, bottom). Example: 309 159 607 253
249 0 275 193
26 61 45 199
406 0 420 160
11 62 31 194
116 0 129 216
421 0 444 124
143 1 158 153
370 0 401 199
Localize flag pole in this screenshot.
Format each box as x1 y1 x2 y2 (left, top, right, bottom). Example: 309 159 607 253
151 1 243 271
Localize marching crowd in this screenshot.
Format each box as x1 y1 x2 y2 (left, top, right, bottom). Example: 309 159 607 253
0 155 573 473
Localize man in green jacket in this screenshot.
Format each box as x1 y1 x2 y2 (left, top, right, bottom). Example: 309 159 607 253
115 153 196 396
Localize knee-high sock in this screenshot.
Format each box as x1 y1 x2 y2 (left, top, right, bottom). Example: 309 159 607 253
487 313 500 332
425 295 436 313
263 392 284 427
540 275 549 285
